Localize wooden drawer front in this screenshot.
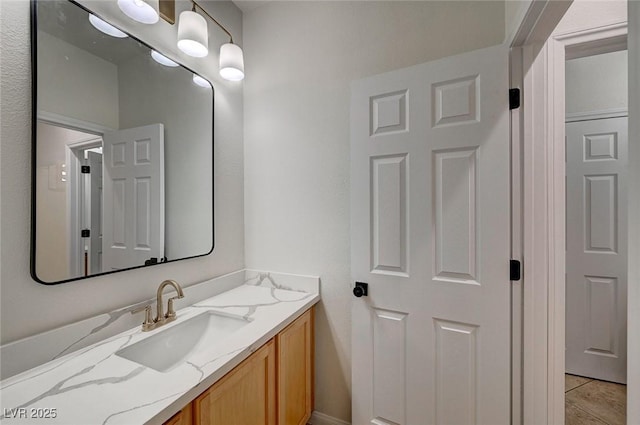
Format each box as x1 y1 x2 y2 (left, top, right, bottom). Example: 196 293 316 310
194 339 276 425
277 309 313 425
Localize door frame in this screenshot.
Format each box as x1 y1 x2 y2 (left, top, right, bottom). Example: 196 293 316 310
37 113 108 277
510 2 637 424
66 138 103 276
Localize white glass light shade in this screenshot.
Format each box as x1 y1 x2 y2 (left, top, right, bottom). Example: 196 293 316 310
117 0 159 24
151 50 179 67
219 43 244 81
89 14 128 38
177 11 208 58
192 74 211 88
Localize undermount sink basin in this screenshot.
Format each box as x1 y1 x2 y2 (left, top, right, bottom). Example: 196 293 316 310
116 311 249 372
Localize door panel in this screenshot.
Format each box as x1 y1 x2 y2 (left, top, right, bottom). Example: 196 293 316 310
277 309 313 425
351 44 510 425
372 308 408 425
434 148 477 282
371 154 408 275
194 340 276 425
434 319 478 425
585 174 617 252
566 116 628 383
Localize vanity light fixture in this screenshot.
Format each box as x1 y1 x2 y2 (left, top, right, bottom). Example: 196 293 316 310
177 0 245 81
89 14 128 38
219 43 244 81
151 50 179 67
177 9 208 58
118 0 160 24
192 74 212 88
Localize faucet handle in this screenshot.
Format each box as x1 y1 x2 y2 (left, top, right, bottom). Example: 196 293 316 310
165 296 183 320
132 304 155 331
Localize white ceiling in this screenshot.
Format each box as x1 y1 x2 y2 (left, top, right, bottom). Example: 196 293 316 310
231 0 270 14
37 0 147 65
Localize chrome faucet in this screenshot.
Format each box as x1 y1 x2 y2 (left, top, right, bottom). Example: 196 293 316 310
132 280 185 332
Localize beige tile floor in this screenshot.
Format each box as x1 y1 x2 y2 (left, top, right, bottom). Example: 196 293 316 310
565 374 627 425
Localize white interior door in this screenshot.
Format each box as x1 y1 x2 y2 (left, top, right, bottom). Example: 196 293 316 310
566 116 628 384
102 124 165 271
351 44 510 425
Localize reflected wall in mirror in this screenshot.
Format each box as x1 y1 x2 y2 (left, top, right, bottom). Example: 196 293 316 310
32 0 214 284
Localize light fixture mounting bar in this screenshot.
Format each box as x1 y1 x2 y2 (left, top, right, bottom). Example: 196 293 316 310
191 0 234 43
159 0 176 24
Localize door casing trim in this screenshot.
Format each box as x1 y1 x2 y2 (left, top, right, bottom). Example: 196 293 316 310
510 3 632 424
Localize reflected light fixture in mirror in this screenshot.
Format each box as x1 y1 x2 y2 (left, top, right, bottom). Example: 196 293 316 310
33 0 214 284
193 74 212 88
89 14 128 38
151 50 179 67
116 0 245 81
118 0 160 24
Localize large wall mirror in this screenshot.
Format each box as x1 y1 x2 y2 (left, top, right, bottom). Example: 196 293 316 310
31 0 214 284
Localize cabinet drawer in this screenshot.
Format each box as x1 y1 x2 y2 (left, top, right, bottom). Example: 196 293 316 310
193 339 276 425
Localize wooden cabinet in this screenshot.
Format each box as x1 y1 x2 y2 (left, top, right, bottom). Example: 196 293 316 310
164 308 313 425
193 339 276 425
277 309 313 425
164 406 192 425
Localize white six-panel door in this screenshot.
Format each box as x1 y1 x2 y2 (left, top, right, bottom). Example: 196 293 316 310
102 124 165 272
566 117 628 384
351 45 510 425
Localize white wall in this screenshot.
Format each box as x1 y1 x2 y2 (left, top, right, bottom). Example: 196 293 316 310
118 54 214 260
37 31 119 129
34 124 71 283
554 0 627 35
566 50 628 115
505 0 533 44
34 123 94 282
242 1 505 421
0 0 244 346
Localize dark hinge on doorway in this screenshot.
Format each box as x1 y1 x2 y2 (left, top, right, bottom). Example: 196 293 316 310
509 88 521 110
81 165 91 174
510 259 521 281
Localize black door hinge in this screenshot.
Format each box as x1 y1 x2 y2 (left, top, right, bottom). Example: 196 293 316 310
145 257 158 266
510 259 521 281
81 229 90 238
81 165 91 174
509 88 520 110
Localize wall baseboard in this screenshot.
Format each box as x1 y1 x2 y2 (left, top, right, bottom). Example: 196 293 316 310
309 411 351 425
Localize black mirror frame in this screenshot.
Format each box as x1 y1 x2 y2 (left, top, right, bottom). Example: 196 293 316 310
30 0 215 285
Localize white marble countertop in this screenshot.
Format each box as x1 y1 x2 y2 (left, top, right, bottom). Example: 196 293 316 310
0 275 319 424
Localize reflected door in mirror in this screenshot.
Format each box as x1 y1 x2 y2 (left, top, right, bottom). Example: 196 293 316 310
32 0 214 284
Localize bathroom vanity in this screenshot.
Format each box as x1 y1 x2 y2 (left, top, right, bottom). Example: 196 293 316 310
8 2 318 423
166 309 313 425
0 272 319 425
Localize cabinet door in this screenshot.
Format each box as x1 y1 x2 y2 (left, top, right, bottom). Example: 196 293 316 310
194 339 276 425
277 309 314 425
164 405 192 425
